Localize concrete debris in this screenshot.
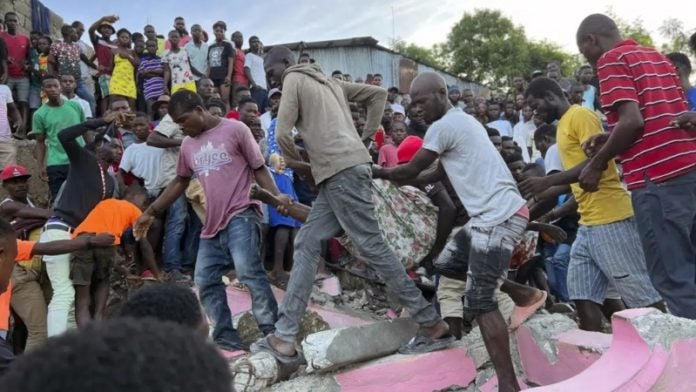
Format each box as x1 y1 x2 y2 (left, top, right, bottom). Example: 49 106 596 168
236 310 330 348
522 313 577 363
302 318 418 373
629 309 696 349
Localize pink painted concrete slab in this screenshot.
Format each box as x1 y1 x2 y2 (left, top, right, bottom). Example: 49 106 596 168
518 326 609 386
335 346 477 392
479 376 529 392
528 308 667 391
318 276 342 296
219 348 247 360
651 338 696 391
226 285 371 328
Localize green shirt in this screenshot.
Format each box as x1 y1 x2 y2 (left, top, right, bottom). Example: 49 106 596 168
30 99 85 166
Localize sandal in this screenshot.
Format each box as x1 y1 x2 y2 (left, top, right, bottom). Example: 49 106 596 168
398 334 455 355
250 335 304 367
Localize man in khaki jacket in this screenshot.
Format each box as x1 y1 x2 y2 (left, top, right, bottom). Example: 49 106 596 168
250 46 451 373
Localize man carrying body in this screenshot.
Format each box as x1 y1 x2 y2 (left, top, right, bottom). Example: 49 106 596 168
373 72 528 392
519 78 664 331
576 14 696 319
249 47 451 376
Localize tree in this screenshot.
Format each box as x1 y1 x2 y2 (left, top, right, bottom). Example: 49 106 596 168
605 8 654 47
443 9 530 87
391 39 442 69
528 40 584 79
659 18 695 55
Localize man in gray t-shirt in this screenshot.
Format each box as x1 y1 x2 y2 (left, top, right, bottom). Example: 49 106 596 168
373 72 528 392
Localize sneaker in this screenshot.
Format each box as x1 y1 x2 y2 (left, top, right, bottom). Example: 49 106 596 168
168 269 192 284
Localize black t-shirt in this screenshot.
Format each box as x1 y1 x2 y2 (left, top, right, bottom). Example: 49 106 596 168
54 120 116 227
207 41 234 80
0 37 8 78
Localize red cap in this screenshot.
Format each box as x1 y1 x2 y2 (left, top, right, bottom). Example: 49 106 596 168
397 136 424 163
0 164 31 181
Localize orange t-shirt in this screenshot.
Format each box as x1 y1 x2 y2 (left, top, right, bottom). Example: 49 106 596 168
72 199 142 245
0 240 35 331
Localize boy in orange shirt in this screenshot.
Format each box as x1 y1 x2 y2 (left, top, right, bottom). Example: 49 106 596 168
0 218 114 374
70 186 149 326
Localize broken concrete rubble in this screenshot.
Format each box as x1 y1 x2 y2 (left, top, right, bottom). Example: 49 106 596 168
302 318 418 373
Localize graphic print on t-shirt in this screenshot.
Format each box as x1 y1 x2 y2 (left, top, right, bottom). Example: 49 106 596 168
209 46 223 68
192 141 232 177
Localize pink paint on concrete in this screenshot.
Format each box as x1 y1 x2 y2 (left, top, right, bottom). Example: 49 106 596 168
651 338 696 391
528 308 673 391
318 276 342 296
479 376 529 392
385 309 398 320
307 305 372 328
335 346 477 392
219 349 247 360
226 285 286 317
518 325 609 386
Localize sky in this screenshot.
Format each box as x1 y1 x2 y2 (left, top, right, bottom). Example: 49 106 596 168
42 0 695 54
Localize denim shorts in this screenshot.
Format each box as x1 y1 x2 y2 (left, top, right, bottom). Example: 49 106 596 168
568 218 662 307
7 77 29 102
440 213 528 314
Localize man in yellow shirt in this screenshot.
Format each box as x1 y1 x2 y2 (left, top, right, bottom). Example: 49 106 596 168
519 78 664 331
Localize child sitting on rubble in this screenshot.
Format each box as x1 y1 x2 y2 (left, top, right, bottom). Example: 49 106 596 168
267 153 302 288
70 185 154 327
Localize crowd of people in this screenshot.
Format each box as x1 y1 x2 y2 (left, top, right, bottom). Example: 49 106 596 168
0 9 695 392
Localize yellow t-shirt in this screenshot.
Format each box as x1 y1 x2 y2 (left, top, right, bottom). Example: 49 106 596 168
556 105 634 226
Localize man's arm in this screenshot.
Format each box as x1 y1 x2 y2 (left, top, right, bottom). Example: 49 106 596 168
7 102 22 131
58 118 109 161
274 74 302 163
373 148 439 182
587 101 643 170
163 62 171 88
244 66 256 88
35 134 47 181
253 166 281 196
341 82 388 142
33 234 115 256
47 53 57 76
0 200 51 220
134 175 190 240
147 131 182 148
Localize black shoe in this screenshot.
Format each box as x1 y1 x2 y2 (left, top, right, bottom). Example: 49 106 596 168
444 317 463 340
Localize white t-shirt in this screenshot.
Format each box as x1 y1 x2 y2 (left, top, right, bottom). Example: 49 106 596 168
260 111 272 136
119 141 165 196
0 85 14 140
69 96 93 119
154 114 185 183
512 120 535 163
544 144 564 175
244 52 267 90
486 119 514 138
423 107 525 227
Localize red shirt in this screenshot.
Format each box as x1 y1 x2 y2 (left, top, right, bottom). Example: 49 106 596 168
0 32 30 78
597 39 696 189
232 48 249 85
225 110 240 120
93 38 115 76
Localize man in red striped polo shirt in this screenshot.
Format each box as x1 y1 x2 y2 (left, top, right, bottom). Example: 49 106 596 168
575 13 696 320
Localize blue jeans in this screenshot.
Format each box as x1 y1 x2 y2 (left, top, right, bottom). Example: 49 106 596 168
631 170 696 319
544 243 571 302
75 78 96 116
163 195 189 272
195 208 278 349
183 204 202 270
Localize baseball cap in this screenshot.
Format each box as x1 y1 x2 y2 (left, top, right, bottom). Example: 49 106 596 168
268 88 282 98
448 85 460 94
1 164 31 181
397 136 424 164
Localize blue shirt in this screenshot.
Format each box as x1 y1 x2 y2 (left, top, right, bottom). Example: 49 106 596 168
687 87 696 111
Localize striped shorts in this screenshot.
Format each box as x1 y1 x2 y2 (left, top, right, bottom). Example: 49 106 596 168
568 217 662 307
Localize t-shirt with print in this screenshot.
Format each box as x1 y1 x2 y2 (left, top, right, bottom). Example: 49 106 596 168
0 32 30 78
556 105 634 226
244 52 267 90
73 199 142 245
162 49 196 88
423 107 525 227
119 141 165 196
176 118 264 238
154 114 184 183
30 99 85 166
207 41 233 81
0 85 14 140
184 41 209 79
50 41 82 80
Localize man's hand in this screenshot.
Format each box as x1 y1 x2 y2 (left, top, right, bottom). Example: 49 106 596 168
89 233 116 247
538 223 567 243
275 194 294 216
133 213 155 241
103 111 134 128
581 133 610 158
518 176 549 198
102 15 119 23
371 164 386 179
671 112 696 131
578 160 603 192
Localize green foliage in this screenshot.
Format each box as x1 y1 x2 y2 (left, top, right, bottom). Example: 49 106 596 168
605 7 654 47
391 39 442 69
659 18 694 54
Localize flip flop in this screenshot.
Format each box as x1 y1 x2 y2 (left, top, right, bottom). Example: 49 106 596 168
509 290 548 331
250 335 304 366
398 334 455 355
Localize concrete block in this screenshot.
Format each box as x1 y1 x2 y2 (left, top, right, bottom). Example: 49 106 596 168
302 318 418 373
517 314 609 386
230 351 279 392
335 343 477 392
528 308 696 391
